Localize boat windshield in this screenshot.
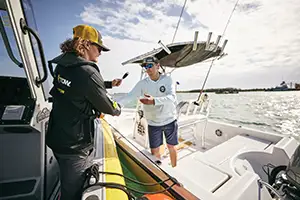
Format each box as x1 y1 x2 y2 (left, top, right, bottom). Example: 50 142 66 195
1 0 52 99
0 8 25 77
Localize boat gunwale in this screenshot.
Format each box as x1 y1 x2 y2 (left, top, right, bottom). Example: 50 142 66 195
115 133 200 200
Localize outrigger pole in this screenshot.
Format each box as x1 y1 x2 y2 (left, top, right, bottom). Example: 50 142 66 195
194 0 240 105
194 32 228 106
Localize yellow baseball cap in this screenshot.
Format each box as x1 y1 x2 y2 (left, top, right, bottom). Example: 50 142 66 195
73 24 110 51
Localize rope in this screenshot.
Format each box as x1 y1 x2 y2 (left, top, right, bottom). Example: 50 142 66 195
83 163 177 199
172 0 188 43
97 170 172 186
87 181 177 196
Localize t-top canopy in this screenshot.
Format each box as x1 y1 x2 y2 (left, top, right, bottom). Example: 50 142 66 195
122 38 227 68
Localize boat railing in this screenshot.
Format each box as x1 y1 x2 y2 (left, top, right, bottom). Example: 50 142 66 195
131 98 211 149
176 99 210 147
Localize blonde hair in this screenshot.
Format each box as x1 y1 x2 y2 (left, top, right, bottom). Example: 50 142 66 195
60 37 91 57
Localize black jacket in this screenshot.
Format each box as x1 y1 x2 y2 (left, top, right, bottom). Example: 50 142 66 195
46 52 121 154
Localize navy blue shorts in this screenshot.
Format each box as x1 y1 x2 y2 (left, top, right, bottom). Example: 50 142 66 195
148 120 178 149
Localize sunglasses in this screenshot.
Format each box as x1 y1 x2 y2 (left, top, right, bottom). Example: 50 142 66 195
142 63 154 69
92 43 102 53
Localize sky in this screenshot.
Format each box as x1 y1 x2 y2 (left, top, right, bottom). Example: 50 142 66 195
2 0 300 93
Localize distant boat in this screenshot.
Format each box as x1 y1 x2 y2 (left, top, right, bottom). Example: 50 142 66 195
269 81 289 91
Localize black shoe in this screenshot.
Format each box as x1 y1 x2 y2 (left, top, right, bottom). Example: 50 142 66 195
155 160 162 165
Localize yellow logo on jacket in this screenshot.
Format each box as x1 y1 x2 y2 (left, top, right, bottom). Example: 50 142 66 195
57 74 71 87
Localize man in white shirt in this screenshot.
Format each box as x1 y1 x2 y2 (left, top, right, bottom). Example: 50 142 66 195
118 56 178 167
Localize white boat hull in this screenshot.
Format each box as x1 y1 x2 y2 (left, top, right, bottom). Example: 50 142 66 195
104 104 299 200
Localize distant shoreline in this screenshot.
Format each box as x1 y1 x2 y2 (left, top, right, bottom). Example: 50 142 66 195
177 88 300 93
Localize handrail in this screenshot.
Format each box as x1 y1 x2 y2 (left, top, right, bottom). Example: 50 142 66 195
20 18 48 86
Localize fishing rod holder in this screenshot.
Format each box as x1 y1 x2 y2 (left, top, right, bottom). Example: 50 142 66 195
220 39 228 54
213 35 222 52
158 40 171 54
193 31 199 51
205 32 212 51
216 39 229 60
205 32 225 52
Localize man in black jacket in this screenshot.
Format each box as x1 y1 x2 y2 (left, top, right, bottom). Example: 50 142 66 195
46 24 121 200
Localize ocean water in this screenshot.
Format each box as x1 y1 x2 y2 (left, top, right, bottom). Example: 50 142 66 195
114 91 300 138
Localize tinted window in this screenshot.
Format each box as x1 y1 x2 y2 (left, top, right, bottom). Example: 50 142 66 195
0 10 25 77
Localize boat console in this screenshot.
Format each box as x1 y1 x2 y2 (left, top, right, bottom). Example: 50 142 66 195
0 76 60 200
0 76 35 125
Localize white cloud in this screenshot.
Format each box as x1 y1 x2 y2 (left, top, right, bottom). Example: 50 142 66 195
79 0 300 91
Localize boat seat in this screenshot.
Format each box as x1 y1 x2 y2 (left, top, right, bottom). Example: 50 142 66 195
195 135 272 169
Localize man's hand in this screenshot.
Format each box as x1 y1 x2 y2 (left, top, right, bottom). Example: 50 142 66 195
112 79 122 87
140 94 155 105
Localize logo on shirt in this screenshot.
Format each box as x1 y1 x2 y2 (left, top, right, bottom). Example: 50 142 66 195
57 74 71 87
159 86 166 93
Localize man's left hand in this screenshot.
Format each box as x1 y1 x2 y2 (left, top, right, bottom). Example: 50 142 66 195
140 94 154 105
112 79 122 87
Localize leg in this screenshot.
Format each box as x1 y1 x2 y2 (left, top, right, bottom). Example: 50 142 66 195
150 147 161 159
167 144 177 167
163 120 179 167
54 149 94 200
148 125 164 159
159 144 165 156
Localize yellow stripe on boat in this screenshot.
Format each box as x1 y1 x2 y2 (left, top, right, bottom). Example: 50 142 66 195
101 118 128 200
82 119 127 200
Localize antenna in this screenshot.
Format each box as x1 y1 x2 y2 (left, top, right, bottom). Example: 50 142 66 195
172 0 188 43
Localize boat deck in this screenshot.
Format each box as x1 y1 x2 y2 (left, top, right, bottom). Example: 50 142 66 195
105 108 298 200
126 132 273 194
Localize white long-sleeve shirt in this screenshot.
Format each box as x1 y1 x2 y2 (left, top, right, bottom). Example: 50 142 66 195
117 74 178 126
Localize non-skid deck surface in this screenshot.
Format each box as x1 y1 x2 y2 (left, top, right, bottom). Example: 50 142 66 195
196 134 272 166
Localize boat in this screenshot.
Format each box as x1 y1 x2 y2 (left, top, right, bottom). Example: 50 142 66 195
275 81 289 91
0 1 199 200
265 81 290 92
103 21 300 200
105 51 300 200
1 1 299 200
